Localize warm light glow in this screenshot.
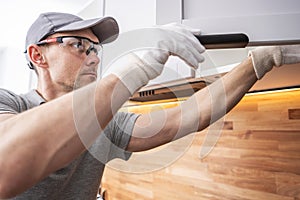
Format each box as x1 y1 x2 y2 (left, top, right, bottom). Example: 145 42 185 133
122 88 300 114
246 87 300 96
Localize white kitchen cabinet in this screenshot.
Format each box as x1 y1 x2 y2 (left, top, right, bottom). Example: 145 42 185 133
154 0 300 91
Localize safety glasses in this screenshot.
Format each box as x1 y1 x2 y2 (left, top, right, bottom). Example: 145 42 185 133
36 36 103 56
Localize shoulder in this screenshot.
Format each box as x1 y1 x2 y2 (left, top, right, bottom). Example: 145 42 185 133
0 88 30 114
0 88 23 114
0 88 19 98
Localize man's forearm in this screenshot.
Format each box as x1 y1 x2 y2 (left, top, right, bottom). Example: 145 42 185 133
0 74 131 198
128 57 257 152
183 57 257 131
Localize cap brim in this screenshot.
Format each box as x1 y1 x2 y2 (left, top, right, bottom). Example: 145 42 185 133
56 16 119 44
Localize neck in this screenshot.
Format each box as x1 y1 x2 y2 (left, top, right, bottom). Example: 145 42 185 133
36 77 72 101
36 83 68 102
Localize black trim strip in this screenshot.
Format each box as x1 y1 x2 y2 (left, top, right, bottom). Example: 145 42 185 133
195 33 249 49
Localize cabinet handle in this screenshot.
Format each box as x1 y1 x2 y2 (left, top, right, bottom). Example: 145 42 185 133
194 33 249 49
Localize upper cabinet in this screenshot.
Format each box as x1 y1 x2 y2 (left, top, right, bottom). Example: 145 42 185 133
182 0 300 45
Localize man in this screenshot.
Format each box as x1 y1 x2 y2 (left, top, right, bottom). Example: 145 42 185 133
0 12 299 199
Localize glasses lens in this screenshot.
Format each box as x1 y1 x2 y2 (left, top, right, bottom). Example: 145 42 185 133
60 37 102 56
79 38 102 56
88 44 103 56
60 37 84 54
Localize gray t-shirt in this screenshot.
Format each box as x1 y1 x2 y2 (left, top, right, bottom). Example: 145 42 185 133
0 88 139 200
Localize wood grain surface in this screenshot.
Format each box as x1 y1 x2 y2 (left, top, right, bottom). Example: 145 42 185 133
101 88 300 200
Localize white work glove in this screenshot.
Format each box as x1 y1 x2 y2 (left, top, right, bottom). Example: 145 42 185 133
111 23 205 94
249 45 300 79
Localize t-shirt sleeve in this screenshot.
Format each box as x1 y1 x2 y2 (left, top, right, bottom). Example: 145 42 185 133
89 112 139 163
107 112 139 150
0 88 22 114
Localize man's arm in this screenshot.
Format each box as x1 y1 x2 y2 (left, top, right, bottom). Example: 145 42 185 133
0 113 15 122
128 44 300 152
127 57 257 152
0 75 131 198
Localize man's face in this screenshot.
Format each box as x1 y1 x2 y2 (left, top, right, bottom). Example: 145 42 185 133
40 29 101 92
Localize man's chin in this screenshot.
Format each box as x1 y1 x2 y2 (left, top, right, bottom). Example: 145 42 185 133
74 76 97 89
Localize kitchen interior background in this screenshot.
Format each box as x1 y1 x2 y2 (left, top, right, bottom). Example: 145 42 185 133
0 0 299 199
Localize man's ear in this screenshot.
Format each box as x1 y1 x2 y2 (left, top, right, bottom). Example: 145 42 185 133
27 44 48 68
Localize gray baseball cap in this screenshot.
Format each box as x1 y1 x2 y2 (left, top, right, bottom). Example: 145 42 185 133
25 12 119 52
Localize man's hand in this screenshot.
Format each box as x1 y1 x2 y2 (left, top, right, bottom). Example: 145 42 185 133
249 45 300 79
111 24 205 94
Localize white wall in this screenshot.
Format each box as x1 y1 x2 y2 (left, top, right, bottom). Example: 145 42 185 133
105 0 156 32
0 47 31 94
78 0 104 18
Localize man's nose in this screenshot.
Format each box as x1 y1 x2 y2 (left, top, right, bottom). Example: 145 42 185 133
85 46 98 56
85 52 100 66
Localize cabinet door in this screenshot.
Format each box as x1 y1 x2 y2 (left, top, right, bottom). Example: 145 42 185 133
182 0 300 44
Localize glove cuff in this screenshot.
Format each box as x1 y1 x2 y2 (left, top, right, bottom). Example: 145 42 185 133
112 52 165 95
249 46 282 79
